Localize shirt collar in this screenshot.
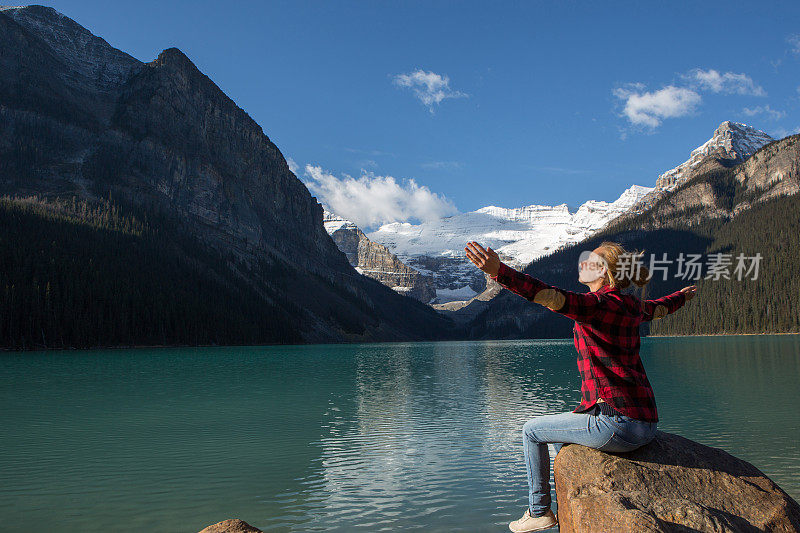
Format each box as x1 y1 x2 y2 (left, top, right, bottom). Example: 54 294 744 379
594 284 618 294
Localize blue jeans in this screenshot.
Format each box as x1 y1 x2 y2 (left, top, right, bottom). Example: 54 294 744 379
522 407 657 516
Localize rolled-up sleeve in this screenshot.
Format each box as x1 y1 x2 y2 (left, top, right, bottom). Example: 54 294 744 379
641 290 686 321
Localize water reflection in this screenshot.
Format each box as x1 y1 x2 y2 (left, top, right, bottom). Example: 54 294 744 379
0 336 797 532
270 336 800 531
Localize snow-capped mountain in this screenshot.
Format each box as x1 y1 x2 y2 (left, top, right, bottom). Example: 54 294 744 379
626 121 774 217
323 209 436 303
656 121 773 190
339 184 651 304
321 184 652 304
369 184 652 264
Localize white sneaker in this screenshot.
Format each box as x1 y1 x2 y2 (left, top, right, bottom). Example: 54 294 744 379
508 508 558 532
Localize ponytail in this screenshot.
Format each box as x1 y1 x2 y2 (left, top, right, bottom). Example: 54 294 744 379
596 242 650 313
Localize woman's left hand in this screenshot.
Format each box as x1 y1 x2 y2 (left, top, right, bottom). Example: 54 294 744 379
465 241 500 277
680 285 697 301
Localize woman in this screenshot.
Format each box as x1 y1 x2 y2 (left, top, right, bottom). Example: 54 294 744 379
464 241 697 533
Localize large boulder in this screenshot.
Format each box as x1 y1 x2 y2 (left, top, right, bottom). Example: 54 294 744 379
554 430 800 532
198 518 262 533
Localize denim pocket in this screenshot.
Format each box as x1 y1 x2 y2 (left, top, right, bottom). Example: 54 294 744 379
598 432 641 453
602 414 655 446
606 413 633 427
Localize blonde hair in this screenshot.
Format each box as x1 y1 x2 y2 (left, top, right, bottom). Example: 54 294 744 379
595 241 650 306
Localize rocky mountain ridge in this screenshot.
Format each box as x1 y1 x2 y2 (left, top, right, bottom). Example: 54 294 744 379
609 133 799 230
621 121 774 221
0 4 458 344
323 209 436 303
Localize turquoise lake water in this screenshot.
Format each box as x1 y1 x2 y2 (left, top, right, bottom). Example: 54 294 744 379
1 334 798 532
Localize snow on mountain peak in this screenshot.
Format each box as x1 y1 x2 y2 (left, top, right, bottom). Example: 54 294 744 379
615 184 654 204
365 184 654 268
322 207 359 234
321 186 654 304
655 121 773 192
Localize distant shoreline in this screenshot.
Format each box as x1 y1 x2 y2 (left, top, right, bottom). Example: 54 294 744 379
5 331 800 353
1 342 262 353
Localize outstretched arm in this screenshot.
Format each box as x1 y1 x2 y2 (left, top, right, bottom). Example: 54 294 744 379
464 241 603 323
641 285 695 321
490 261 605 323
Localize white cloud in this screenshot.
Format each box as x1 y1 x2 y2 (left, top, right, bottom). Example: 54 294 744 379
613 84 701 128
286 157 300 175
392 69 468 113
788 34 800 55
769 34 800 71
613 67 766 133
301 164 458 229
683 68 766 96
742 105 785 121
769 126 800 139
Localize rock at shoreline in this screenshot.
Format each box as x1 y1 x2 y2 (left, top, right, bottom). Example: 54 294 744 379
198 518 262 533
554 430 800 532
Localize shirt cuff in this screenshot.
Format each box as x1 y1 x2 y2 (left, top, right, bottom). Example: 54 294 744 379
490 261 512 284
670 289 687 312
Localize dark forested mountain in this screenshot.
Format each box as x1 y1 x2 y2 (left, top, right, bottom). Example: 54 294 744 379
465 133 800 339
0 5 459 350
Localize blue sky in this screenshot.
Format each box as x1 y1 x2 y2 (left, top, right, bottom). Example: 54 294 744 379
45 0 800 231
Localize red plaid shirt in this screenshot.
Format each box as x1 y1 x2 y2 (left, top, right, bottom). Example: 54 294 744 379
490 261 686 423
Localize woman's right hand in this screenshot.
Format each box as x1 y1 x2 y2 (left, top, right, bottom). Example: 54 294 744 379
465 241 500 277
